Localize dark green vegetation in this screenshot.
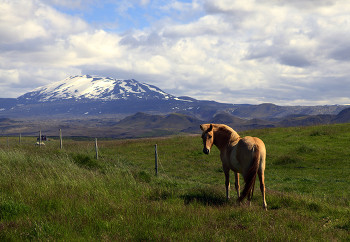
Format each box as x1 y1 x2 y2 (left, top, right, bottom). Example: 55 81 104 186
0 123 349 240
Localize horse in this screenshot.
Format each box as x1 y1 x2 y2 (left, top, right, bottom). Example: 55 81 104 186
200 123 267 210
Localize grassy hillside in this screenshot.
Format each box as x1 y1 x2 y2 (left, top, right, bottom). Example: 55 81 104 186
0 123 349 240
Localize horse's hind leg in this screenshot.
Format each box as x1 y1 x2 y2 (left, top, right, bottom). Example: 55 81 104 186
223 167 230 200
234 172 240 198
247 179 256 206
258 168 267 210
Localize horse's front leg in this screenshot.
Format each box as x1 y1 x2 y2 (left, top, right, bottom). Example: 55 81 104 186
234 172 240 198
224 168 230 200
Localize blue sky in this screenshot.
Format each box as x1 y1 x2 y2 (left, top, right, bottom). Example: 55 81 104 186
54 3 152 31
50 0 202 32
1 0 350 105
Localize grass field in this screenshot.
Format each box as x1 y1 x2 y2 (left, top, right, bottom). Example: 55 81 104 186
0 123 349 240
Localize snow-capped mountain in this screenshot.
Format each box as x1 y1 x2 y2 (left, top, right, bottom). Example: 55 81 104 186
18 75 181 102
5 75 203 118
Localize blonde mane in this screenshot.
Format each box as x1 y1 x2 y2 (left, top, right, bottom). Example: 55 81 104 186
212 124 240 149
215 124 240 141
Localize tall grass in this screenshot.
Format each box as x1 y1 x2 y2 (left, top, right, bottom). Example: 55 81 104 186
0 123 349 240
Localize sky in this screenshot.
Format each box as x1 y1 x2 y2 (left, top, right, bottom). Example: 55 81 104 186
1 0 350 105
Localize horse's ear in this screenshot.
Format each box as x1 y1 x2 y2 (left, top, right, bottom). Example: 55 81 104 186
200 123 214 132
200 124 210 131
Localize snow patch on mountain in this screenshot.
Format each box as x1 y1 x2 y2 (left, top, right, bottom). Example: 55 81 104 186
18 75 187 102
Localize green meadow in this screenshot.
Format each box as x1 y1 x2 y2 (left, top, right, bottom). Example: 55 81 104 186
0 123 349 240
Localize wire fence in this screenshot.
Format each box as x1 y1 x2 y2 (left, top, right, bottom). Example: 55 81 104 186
0 130 170 178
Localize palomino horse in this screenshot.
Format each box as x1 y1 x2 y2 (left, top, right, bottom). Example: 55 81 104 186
200 123 267 210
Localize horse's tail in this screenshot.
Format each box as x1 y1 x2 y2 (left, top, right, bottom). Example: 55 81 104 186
238 144 260 203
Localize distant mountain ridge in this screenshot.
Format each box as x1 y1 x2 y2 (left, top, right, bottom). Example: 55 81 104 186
229 103 346 120
111 107 350 137
0 75 349 126
1 107 350 138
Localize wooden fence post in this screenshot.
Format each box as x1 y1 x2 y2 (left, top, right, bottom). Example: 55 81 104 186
39 130 42 147
95 138 99 159
7 137 9 147
155 144 158 176
19 133 21 145
59 129 63 149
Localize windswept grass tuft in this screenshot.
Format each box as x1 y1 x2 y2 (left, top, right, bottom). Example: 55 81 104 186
148 187 174 201
71 153 101 169
0 199 29 220
134 170 152 183
295 144 316 153
274 155 303 165
336 220 350 231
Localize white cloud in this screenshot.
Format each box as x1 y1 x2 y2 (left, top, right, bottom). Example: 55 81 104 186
140 0 150 6
0 69 20 84
0 0 349 105
44 0 99 9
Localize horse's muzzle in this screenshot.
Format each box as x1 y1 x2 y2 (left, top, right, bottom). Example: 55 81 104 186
203 148 210 155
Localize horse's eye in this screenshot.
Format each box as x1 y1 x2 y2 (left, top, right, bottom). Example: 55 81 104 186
208 135 212 139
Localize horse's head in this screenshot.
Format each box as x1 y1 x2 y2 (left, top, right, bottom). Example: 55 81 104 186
200 124 214 155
